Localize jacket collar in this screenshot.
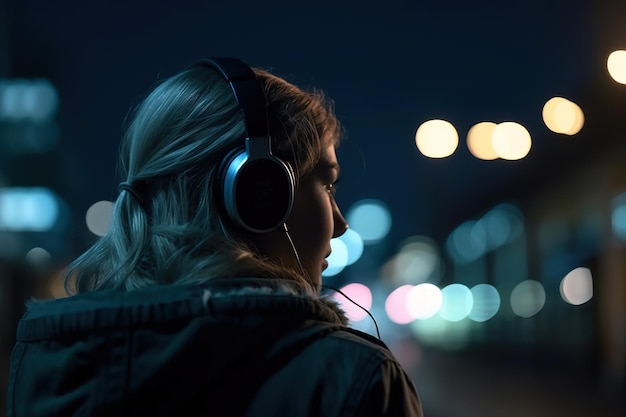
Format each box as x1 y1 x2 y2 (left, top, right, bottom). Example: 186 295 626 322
18 277 350 342
201 278 350 326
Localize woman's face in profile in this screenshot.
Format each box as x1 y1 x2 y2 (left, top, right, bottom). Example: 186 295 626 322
250 145 348 285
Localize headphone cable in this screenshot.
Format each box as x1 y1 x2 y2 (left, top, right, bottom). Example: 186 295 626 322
321 285 381 340
281 223 306 276
281 223 381 340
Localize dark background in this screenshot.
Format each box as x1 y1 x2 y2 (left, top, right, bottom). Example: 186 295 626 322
2 0 614 248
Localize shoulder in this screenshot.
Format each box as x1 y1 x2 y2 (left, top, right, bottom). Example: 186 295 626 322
293 326 423 416
289 323 407 385
297 321 390 353
324 327 397 360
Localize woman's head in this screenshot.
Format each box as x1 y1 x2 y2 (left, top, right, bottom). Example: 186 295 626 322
65 60 346 294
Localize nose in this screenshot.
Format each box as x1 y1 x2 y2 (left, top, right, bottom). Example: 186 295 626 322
332 199 349 238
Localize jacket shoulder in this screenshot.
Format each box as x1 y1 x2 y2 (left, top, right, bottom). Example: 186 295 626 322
261 324 423 416
317 325 397 360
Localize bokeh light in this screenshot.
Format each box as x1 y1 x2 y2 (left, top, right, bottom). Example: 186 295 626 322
333 282 372 322
555 99 584 135
85 200 114 236
337 228 364 265
385 285 416 325
466 121 499 160
410 313 464 349
607 49 626 84
446 220 487 264
323 238 349 277
491 122 532 160
560 267 593 305
611 192 626 241
25 247 52 266
477 203 524 250
543 97 567 133
510 280 545 318
0 78 59 121
476 207 511 250
542 97 584 135
446 203 525 267
415 119 459 158
407 283 443 320
389 235 441 285
468 284 501 322
346 199 392 244
0 187 60 231
439 283 473 322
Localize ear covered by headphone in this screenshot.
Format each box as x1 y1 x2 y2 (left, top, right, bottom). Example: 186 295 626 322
197 58 295 233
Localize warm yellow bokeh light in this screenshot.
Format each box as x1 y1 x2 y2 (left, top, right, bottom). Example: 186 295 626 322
607 50 626 84
543 97 584 135
491 122 531 160
415 119 459 158
554 99 584 135
542 97 567 133
466 122 498 160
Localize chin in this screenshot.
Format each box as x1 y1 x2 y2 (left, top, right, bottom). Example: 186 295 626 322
309 269 322 281
306 269 323 288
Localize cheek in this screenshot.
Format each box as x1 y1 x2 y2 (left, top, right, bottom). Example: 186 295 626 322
290 187 333 244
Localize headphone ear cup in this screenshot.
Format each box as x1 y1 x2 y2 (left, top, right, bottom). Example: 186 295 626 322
219 148 295 233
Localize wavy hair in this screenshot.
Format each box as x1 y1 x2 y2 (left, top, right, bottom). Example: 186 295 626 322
65 64 341 294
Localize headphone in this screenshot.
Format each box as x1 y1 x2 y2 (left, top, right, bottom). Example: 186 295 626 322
195 60 381 338
197 58 296 233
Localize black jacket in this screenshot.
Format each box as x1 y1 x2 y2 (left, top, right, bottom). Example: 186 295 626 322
7 278 423 416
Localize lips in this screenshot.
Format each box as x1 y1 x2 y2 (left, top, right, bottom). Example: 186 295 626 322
322 249 331 270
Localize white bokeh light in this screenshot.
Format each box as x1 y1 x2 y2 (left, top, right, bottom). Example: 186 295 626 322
415 119 459 158
560 267 593 305
86 200 114 236
407 283 443 320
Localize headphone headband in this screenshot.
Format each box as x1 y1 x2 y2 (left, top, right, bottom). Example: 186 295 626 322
196 58 268 139
200 57 295 233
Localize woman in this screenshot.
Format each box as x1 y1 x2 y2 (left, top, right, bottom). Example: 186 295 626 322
7 58 423 416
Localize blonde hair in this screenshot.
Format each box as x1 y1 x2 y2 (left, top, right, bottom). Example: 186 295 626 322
65 63 341 294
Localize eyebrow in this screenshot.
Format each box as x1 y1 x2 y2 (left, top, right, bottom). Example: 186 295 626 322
318 161 340 177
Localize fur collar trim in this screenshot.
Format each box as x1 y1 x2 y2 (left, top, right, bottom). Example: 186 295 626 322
201 279 350 326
